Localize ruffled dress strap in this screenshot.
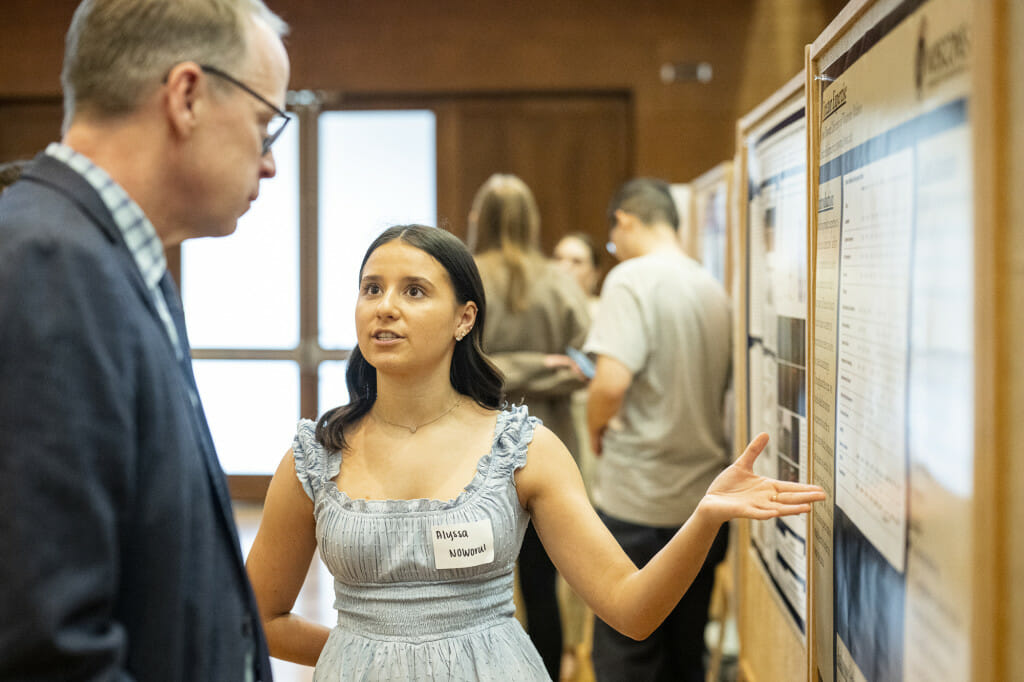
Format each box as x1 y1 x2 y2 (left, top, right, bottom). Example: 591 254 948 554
487 404 540 487
291 418 341 502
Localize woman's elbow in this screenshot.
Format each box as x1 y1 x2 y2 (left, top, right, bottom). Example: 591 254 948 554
603 608 660 641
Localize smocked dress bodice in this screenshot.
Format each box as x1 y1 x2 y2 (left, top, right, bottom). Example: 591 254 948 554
292 405 550 681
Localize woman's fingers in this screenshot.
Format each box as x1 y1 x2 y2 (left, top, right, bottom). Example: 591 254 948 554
773 480 826 494
735 432 770 469
772 487 826 501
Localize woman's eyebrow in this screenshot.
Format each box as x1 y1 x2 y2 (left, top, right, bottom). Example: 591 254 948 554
358 274 435 288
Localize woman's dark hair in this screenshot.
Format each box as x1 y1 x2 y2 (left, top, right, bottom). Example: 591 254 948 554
315 224 505 452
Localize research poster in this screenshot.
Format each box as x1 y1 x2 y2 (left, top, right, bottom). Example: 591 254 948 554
745 95 809 635
811 0 973 679
694 170 729 287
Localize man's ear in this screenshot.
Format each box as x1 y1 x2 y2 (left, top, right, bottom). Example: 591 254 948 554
613 209 635 232
162 62 204 141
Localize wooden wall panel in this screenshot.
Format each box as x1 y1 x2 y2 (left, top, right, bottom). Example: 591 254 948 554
440 94 630 255
0 99 62 161
0 0 845 182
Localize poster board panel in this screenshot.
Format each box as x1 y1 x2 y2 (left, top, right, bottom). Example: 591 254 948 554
734 71 808 682
689 161 734 292
807 0 975 680
971 1 1022 679
1009 1 1024 675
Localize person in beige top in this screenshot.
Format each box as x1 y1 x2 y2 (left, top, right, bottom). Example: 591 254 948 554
467 174 592 679
585 177 733 682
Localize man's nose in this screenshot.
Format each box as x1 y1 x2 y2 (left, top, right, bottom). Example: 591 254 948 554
260 149 277 179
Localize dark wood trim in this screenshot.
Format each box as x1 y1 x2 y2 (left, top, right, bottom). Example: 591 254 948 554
298 99 322 420
227 474 272 502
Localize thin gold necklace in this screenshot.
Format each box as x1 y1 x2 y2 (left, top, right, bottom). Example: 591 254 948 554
373 398 461 433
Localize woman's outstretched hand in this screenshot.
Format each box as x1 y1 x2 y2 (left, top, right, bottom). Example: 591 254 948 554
698 433 827 525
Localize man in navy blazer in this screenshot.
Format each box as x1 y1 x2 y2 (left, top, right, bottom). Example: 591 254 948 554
0 1 290 679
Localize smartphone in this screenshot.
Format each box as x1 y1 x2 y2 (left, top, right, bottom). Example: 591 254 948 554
566 346 596 379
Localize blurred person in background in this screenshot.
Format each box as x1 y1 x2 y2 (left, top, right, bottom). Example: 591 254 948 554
467 173 593 679
552 231 601 318
584 177 733 682
551 230 604 680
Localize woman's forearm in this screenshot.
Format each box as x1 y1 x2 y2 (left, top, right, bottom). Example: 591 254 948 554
597 504 722 640
263 613 331 667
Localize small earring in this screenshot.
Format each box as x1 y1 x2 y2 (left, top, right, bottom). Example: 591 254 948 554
455 331 465 341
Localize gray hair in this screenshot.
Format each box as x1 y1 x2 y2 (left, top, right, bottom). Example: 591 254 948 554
61 0 288 132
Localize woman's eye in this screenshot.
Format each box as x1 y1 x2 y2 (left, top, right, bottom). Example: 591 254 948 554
362 283 381 295
407 286 424 298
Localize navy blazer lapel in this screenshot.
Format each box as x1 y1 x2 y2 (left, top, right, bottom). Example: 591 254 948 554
158 273 241 541
23 152 245 556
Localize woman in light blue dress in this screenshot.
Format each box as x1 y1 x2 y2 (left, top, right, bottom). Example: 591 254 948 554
246 225 825 681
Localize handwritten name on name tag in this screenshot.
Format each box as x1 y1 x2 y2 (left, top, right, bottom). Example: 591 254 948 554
431 519 495 569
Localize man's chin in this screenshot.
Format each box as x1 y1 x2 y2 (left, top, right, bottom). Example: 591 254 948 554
215 217 242 238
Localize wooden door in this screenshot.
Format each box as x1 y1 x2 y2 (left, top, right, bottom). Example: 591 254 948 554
335 91 632 273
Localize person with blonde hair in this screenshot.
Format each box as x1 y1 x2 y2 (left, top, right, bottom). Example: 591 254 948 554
467 173 592 678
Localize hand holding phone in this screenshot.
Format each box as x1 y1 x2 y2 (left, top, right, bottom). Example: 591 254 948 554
565 346 596 379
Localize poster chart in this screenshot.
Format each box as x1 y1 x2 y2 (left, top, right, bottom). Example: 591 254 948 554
810 0 973 680
691 163 732 288
744 93 809 635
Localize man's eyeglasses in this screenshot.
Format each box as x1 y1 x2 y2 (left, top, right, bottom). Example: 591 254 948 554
200 64 290 156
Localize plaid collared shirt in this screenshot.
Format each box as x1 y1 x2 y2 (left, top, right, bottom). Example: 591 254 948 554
45 142 185 362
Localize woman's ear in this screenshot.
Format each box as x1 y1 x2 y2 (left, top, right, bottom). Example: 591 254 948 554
456 301 478 340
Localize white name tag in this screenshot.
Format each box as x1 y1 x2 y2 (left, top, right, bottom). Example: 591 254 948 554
431 519 495 569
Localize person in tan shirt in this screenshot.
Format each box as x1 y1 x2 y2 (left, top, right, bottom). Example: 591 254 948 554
585 177 732 682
